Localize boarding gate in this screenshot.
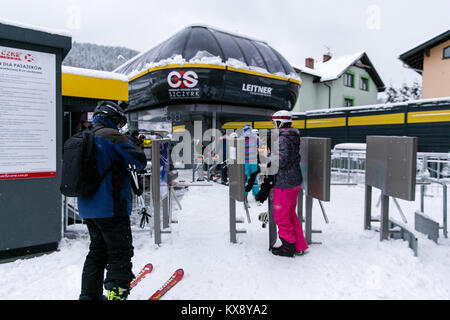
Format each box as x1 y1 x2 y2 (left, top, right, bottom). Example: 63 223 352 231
62 138 181 246
228 136 332 248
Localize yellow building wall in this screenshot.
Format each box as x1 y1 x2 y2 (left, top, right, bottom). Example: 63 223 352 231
62 73 128 101
422 39 450 99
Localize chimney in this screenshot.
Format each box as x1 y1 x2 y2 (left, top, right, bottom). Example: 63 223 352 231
305 57 314 69
323 54 332 62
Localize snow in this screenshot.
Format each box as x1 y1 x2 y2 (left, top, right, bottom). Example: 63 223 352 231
0 18 70 37
333 143 367 151
293 51 365 82
292 96 450 117
0 170 449 300
316 51 365 82
124 52 301 84
113 24 291 80
62 66 129 82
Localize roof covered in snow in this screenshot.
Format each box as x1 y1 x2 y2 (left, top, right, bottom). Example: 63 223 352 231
0 18 70 37
292 96 450 117
62 66 128 82
0 19 72 58
293 51 385 92
114 25 299 82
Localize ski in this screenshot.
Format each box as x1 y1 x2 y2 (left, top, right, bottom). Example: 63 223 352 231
130 263 153 290
148 268 184 300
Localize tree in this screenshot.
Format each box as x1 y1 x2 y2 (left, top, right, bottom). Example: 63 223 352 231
63 42 139 72
384 81 422 103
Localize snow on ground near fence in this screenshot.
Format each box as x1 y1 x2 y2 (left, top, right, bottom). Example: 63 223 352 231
0 172 449 300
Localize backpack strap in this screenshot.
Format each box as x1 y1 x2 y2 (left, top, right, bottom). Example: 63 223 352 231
91 125 114 181
92 125 105 133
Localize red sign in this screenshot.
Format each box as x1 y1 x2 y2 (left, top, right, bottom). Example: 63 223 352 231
0 171 56 180
0 49 22 61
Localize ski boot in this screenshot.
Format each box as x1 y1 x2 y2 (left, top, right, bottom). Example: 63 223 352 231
107 287 130 300
271 238 295 258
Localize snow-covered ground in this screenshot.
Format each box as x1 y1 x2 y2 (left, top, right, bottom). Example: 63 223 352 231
1 171 449 300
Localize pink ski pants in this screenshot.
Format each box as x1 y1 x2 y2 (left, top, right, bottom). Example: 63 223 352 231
273 186 308 252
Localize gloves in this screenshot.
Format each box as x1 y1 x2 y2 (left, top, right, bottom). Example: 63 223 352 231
255 175 274 204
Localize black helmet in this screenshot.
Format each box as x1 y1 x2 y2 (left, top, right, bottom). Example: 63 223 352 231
94 101 127 127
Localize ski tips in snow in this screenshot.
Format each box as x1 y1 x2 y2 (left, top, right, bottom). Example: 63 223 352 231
128 264 183 300
130 263 153 290
149 268 184 300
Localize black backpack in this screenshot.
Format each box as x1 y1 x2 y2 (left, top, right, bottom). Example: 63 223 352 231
60 126 112 198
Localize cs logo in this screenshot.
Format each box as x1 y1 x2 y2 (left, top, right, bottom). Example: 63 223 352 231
167 70 199 89
24 54 35 63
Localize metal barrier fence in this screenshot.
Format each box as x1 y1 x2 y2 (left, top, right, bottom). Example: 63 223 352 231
331 150 450 184
332 148 449 243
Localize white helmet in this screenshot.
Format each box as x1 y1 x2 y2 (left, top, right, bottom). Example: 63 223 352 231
271 110 293 128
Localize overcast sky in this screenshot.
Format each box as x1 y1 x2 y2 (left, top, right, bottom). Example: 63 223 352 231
1 0 449 89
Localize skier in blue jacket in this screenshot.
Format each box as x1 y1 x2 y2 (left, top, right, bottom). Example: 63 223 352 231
78 101 147 300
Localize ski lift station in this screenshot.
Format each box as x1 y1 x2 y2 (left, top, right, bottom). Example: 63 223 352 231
0 20 449 263
0 22 302 258
113 24 302 134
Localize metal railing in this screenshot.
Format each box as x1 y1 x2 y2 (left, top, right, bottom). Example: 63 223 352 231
331 150 450 184
331 150 366 184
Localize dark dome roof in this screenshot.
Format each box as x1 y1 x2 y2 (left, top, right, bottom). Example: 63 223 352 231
115 25 296 79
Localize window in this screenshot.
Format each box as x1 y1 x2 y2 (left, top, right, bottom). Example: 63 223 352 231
183 27 222 61
344 72 354 87
211 30 246 63
233 37 267 70
360 77 369 91
253 41 285 74
156 28 191 61
444 46 450 59
344 97 354 107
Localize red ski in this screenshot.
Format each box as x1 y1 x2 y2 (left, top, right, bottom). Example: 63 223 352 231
130 263 153 290
148 269 184 300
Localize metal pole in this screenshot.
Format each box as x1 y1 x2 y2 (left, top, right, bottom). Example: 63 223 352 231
347 152 351 184
297 188 304 222
318 200 329 224
268 189 277 250
152 141 161 245
443 183 448 238
421 155 428 212
162 195 169 229
380 193 390 241
392 197 408 224
230 197 237 243
364 184 372 230
305 195 313 244
171 187 183 210
61 196 66 237
420 184 425 213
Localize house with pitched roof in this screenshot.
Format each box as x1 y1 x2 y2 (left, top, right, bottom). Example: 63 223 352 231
399 29 450 99
292 52 385 112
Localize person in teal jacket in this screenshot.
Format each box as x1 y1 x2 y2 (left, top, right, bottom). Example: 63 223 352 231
243 124 260 198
